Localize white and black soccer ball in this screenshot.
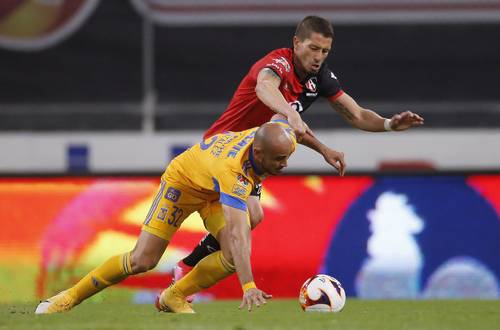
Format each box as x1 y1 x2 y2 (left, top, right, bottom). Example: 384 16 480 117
299 274 346 312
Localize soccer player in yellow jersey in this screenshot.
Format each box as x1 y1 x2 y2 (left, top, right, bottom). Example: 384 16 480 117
35 117 300 314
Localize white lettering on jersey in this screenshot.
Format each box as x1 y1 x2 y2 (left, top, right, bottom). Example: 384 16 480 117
270 63 283 75
273 57 290 72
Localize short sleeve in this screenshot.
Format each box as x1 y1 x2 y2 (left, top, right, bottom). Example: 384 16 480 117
320 66 344 101
212 172 252 211
248 51 291 82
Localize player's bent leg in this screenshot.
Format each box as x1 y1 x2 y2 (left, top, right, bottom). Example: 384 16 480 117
175 184 262 273
35 231 168 315
172 233 221 303
130 230 169 273
162 210 239 313
173 195 261 287
173 248 235 297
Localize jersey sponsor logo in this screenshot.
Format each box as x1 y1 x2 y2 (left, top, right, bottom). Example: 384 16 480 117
306 92 318 97
289 100 304 113
272 56 290 72
270 63 283 75
165 187 181 202
232 185 247 197
305 78 317 93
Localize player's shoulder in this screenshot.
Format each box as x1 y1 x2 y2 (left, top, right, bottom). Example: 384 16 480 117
318 63 340 81
260 48 293 66
257 48 293 77
266 47 292 58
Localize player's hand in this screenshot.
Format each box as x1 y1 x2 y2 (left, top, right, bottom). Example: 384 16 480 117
239 288 272 312
322 148 346 176
389 111 424 131
286 111 306 142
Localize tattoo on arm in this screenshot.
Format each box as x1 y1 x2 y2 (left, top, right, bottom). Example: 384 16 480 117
332 100 355 121
262 68 281 79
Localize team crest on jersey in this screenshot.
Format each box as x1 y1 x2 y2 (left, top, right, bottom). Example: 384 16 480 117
232 174 249 197
236 174 249 186
273 57 290 72
305 77 317 93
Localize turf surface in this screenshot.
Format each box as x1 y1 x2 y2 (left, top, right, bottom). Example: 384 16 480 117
2 299 500 330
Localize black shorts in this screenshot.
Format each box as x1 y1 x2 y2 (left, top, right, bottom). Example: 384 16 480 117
250 183 262 199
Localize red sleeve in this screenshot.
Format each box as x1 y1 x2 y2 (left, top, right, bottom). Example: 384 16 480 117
248 51 291 82
327 90 344 102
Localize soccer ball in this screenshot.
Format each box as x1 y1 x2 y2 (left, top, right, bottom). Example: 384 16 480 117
299 274 346 312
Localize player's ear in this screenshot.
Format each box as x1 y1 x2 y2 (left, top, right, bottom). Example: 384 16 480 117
253 145 263 160
293 35 301 49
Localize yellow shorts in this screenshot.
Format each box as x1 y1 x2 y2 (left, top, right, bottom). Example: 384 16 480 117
141 180 248 241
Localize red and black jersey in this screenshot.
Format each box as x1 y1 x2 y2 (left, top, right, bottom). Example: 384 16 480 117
204 48 343 139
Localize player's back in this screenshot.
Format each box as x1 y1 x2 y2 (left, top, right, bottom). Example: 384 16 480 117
163 127 260 201
204 47 343 138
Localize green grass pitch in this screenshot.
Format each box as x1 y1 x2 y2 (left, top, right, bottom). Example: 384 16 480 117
2 299 500 330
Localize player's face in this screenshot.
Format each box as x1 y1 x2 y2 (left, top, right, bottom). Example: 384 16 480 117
258 146 294 175
293 32 332 75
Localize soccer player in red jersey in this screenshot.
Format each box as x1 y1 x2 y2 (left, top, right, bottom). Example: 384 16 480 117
174 16 424 301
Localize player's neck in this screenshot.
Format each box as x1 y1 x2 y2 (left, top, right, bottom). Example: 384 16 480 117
292 56 308 81
248 145 265 177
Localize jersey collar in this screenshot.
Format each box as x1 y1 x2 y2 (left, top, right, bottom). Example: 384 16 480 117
248 145 265 177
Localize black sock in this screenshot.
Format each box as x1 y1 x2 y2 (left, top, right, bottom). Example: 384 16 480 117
182 233 221 267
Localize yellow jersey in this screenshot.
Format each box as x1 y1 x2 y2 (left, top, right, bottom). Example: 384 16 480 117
162 120 296 211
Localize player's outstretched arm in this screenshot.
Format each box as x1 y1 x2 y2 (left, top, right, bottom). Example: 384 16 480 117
221 204 272 311
255 68 306 140
329 92 424 132
300 130 346 176
270 113 346 176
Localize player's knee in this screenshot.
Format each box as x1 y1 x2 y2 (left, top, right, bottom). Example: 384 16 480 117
130 251 159 274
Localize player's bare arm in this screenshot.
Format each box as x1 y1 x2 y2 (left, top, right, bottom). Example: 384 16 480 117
270 113 346 176
300 133 346 176
255 68 306 140
330 92 424 132
221 204 272 311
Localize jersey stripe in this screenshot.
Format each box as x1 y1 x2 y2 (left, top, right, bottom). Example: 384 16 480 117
143 180 166 225
220 193 247 211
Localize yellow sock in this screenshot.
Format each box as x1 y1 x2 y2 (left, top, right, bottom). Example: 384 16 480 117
174 251 235 297
68 252 132 303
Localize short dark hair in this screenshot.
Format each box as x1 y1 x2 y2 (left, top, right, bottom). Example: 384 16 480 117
295 16 334 40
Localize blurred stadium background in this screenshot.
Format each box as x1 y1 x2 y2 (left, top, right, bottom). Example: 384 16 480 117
1 0 500 306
